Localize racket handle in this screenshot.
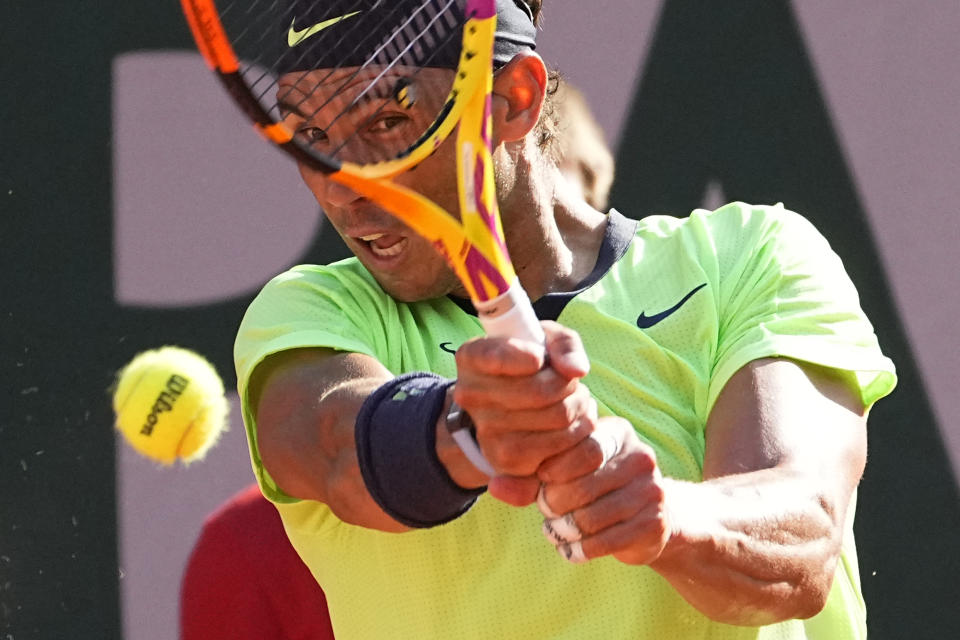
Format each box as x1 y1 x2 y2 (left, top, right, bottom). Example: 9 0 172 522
454 283 543 478
474 282 545 345
460 280 546 478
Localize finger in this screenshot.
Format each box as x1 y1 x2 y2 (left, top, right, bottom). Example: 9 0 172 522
573 504 671 566
455 335 545 377
542 513 582 545
536 483 561 519
562 478 663 538
482 420 594 476
541 435 658 516
487 474 540 506
470 387 597 437
542 321 590 379
555 540 588 564
538 413 621 485
540 472 660 548
454 369 580 413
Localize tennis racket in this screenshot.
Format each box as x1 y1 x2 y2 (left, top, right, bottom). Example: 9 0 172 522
181 0 544 471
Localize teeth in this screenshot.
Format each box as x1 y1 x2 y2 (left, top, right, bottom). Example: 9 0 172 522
359 233 385 241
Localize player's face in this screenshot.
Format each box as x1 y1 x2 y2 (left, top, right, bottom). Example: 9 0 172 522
278 67 467 302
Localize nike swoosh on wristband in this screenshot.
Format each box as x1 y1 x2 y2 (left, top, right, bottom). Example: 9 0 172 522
287 11 362 47
636 283 707 329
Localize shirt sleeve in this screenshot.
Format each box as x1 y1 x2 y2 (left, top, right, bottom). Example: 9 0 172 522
702 203 897 414
233 262 389 503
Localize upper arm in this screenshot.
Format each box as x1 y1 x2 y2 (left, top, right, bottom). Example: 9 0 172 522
704 357 867 513
250 347 407 530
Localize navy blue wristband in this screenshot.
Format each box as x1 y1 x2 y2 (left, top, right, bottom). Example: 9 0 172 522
355 372 486 528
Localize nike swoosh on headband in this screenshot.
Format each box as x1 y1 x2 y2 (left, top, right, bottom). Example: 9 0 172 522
287 11 362 48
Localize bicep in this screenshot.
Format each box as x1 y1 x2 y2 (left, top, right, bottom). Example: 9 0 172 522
704 358 867 503
251 348 394 510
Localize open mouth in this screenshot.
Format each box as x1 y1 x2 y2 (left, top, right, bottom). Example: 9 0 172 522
359 233 408 258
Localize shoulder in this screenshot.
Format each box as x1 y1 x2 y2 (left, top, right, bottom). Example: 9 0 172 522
239 259 394 340
634 201 815 240
629 202 828 268
257 258 381 302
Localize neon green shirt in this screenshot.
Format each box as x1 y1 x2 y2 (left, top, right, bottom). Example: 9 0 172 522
235 203 896 639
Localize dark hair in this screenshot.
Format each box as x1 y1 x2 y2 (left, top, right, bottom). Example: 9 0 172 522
521 0 543 24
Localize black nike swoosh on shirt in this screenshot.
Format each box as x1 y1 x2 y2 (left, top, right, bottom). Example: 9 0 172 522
636 283 707 329
439 342 457 355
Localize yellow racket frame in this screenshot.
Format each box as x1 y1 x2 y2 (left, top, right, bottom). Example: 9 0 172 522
182 0 512 303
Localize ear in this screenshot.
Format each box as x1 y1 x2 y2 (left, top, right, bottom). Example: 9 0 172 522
491 52 548 144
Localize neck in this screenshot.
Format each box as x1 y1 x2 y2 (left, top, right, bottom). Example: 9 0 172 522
497 144 608 301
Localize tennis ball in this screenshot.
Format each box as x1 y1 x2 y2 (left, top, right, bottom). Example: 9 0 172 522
112 346 229 465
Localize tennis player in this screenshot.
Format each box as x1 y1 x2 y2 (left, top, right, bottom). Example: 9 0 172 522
234 1 896 637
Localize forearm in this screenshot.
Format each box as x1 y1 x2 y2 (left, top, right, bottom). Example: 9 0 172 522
651 467 845 626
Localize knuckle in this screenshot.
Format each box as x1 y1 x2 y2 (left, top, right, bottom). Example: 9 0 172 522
573 508 600 536
580 438 605 469
582 535 609 560
488 440 533 476
550 322 580 342
486 441 515 470
453 338 480 367
560 392 590 423
567 481 594 510
533 369 574 400
536 401 570 429
623 446 657 474
456 338 505 372
645 480 666 506
451 383 471 406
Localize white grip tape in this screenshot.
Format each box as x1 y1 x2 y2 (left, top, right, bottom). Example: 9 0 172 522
474 283 544 344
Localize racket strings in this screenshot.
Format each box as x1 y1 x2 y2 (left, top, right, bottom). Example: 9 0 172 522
325 19 466 163
277 2 415 121
284 0 451 115
309 0 467 165
215 0 390 121
264 2 414 131
216 0 472 167
233 0 290 55
320 0 463 159
233 0 298 98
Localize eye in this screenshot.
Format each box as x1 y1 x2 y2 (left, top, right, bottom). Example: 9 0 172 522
366 114 409 134
297 126 329 146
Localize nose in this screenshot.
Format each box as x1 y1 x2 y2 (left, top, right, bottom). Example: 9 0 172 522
299 163 364 209
323 179 364 209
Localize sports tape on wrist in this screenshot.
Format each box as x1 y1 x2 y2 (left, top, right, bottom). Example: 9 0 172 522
355 372 485 528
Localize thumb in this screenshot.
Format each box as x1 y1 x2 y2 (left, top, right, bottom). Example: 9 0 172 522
542 321 590 379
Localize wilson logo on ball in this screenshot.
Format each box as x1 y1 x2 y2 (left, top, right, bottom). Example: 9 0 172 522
140 374 191 436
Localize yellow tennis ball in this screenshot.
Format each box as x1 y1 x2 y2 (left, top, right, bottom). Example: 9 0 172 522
112 346 229 465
